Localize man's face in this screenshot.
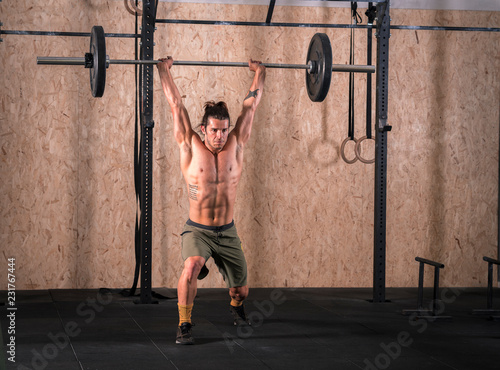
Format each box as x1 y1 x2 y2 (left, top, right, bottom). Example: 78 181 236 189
202 117 229 153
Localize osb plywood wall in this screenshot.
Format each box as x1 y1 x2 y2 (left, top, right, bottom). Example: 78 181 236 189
1 1 499 290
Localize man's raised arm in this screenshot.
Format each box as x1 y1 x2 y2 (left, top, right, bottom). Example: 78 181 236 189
232 59 266 146
157 57 194 148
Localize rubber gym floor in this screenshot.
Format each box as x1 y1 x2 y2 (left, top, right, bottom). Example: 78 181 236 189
1 287 499 370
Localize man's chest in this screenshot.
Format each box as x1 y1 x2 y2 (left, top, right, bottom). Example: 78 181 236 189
189 150 241 184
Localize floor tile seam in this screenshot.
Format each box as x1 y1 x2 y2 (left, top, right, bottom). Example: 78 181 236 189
378 333 470 363
49 290 84 370
344 353 455 360
299 298 476 338
344 353 460 370
263 316 456 366
218 335 274 369
301 297 386 335
185 317 275 369
166 309 301 369
345 357 365 370
294 299 471 350
120 302 183 370
262 314 364 357
283 322 347 351
429 355 460 370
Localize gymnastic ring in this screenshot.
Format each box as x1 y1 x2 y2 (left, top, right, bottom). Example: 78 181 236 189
124 0 143 16
355 136 375 164
340 137 358 164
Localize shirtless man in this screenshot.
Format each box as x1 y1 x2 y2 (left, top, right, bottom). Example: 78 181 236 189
157 56 266 345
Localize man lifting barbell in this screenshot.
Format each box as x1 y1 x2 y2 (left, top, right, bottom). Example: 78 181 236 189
157 56 266 345
37 26 375 101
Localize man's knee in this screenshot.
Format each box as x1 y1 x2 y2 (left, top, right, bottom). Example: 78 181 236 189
230 286 249 301
182 257 205 282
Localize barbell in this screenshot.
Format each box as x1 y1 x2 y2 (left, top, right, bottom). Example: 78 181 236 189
36 25 375 102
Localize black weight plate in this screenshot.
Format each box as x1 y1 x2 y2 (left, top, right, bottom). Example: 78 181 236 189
305 33 332 102
90 26 106 98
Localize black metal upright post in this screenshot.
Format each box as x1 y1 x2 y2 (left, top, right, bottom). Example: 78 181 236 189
373 0 391 303
139 0 157 304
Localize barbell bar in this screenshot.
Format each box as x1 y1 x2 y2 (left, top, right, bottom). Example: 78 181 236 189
36 26 375 101
36 57 375 73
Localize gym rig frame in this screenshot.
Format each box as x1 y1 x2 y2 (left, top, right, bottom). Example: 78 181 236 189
135 0 392 304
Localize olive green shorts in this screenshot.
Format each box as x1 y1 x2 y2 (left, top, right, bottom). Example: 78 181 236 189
181 219 247 288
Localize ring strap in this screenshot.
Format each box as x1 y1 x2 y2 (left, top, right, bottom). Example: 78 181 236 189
366 23 372 139
348 9 356 141
366 2 376 139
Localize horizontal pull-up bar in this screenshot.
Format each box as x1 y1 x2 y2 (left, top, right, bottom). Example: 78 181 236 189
154 20 500 33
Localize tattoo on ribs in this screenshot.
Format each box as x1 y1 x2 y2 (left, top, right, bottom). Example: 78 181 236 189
244 89 259 101
189 184 198 201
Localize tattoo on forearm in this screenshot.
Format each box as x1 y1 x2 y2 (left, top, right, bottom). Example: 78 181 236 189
244 89 259 101
188 184 198 201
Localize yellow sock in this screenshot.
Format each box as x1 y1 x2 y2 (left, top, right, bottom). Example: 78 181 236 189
178 303 193 326
230 298 243 307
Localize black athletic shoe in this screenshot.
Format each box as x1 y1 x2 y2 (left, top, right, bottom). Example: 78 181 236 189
176 322 194 345
230 304 251 326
